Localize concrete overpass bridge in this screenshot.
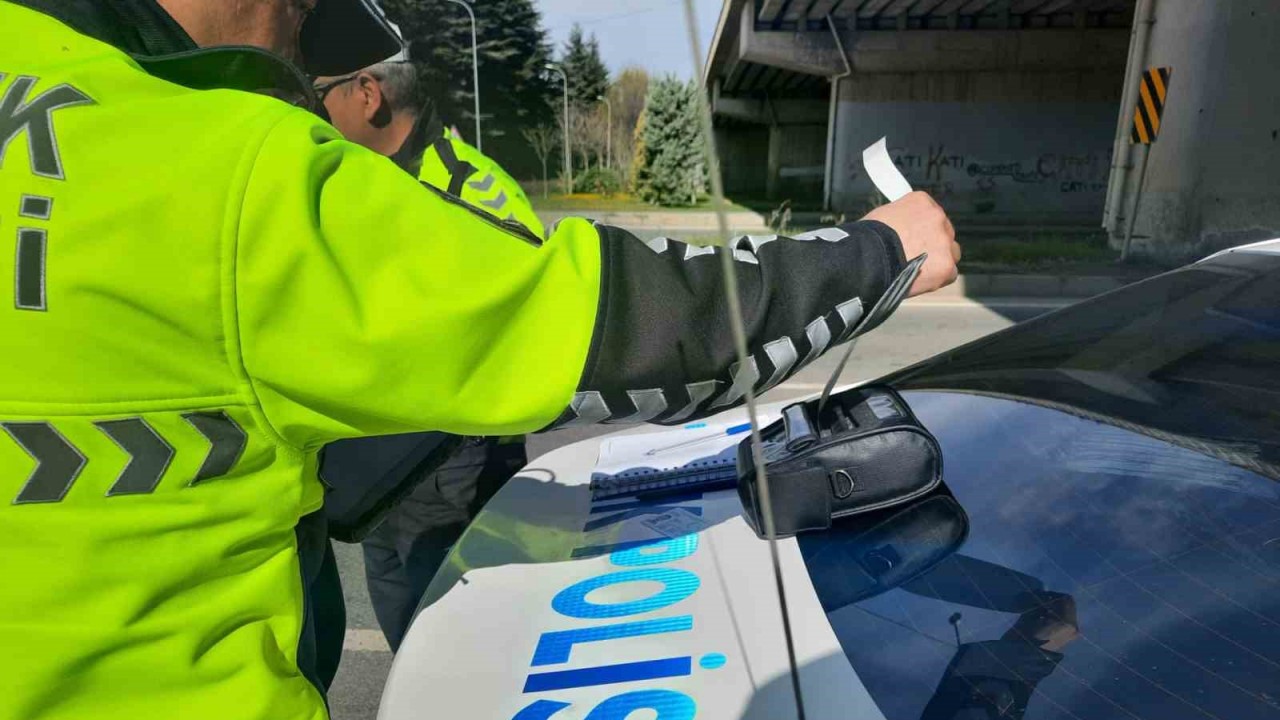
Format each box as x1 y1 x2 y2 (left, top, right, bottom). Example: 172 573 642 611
705 0 1280 259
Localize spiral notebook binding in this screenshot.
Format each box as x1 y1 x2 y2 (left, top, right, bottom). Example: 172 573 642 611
589 455 738 501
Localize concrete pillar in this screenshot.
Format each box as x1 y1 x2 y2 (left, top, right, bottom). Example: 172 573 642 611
1113 0 1280 259
767 124 783 200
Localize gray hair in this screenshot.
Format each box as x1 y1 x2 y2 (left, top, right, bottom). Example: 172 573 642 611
365 62 423 117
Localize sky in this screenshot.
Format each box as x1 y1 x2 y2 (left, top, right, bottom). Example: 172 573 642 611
536 0 725 80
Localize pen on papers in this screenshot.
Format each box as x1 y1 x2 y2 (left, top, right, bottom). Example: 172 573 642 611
643 422 753 456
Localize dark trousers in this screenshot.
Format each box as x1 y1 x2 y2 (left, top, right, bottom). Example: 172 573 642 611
312 542 346 689
361 438 527 651
297 512 346 694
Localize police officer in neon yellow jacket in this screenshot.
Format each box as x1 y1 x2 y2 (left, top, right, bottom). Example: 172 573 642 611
0 1 960 718
315 61 545 238
422 126 546 239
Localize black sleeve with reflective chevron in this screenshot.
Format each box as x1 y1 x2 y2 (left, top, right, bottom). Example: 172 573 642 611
545 221 907 429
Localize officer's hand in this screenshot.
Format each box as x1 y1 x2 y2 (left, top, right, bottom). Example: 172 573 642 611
862 191 960 297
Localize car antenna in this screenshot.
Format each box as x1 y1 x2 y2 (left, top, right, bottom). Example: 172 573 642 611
818 138 923 415
682 2 806 717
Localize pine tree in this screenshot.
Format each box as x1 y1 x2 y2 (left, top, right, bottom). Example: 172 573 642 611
633 77 707 207
560 25 610 109
381 0 556 176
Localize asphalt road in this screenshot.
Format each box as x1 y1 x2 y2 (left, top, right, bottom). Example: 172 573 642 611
326 296 1063 720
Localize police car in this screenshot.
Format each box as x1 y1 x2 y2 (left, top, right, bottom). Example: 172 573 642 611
380 241 1280 720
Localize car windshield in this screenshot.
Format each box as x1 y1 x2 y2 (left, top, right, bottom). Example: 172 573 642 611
888 252 1280 481
797 391 1280 720
799 253 1280 720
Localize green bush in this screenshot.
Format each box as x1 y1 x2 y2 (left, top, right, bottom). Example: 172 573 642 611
573 166 625 196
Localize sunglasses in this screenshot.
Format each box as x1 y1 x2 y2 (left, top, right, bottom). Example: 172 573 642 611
312 74 360 103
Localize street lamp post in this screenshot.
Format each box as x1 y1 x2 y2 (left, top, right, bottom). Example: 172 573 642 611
447 0 482 151
597 94 613 170
546 63 571 194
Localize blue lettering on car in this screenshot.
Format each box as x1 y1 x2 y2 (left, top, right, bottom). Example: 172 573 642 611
510 493 727 718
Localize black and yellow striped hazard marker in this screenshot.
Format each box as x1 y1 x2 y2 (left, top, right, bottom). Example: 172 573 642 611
1132 67 1172 144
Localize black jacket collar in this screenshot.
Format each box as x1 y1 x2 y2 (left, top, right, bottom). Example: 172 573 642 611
389 100 444 176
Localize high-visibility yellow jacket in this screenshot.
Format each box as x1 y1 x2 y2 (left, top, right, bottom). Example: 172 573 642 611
418 130 546 239
0 2 906 719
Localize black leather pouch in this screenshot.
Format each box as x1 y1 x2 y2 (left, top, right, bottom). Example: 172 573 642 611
737 385 942 538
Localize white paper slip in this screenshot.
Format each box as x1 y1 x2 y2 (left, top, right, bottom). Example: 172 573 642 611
594 426 733 476
642 508 715 538
593 413 779 477
863 137 913 202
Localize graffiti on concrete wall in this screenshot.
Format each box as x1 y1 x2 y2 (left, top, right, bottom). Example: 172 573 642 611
892 144 1108 191
830 101 1119 218
966 152 1109 193
843 142 1110 215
